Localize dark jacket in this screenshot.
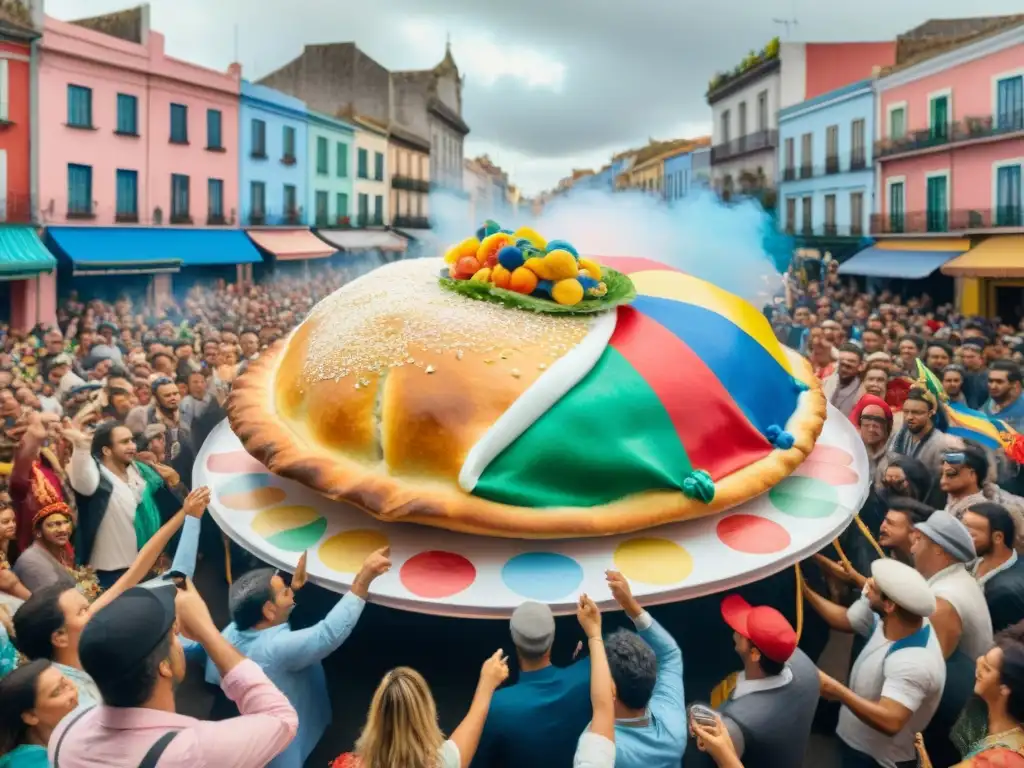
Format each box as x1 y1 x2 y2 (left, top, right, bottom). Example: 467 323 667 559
73 458 181 567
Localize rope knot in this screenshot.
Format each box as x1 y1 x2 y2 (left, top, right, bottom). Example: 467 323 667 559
681 469 715 503
765 425 795 450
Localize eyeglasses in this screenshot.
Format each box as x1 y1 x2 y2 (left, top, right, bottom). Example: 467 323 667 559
943 452 966 465
859 415 888 426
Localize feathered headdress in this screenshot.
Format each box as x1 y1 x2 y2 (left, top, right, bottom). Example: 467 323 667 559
30 467 71 528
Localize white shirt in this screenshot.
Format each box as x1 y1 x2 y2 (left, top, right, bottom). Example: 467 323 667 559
732 666 793 699
574 732 615 768
928 562 994 661
67 447 145 571
837 598 946 768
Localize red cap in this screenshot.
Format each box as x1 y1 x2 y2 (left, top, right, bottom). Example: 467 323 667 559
721 595 797 664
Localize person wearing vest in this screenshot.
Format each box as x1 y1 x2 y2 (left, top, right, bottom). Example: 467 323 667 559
803 558 946 768
64 421 181 589
701 595 819 768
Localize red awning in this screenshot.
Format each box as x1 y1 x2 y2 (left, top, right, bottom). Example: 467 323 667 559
246 228 337 261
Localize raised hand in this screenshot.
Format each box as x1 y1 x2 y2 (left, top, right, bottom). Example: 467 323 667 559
576 593 602 639
479 648 510 692
351 546 392 598
291 551 309 591
182 486 211 518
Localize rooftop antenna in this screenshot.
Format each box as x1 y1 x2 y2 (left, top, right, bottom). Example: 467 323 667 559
772 17 799 38
233 24 240 63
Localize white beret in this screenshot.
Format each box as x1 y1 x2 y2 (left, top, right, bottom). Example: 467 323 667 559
871 558 936 618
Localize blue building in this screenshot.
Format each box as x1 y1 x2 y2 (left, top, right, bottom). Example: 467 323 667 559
664 151 695 202
240 81 310 227
777 78 875 260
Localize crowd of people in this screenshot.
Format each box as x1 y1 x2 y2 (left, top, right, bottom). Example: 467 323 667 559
0 251 1021 768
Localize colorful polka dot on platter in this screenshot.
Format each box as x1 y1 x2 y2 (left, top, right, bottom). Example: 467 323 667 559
218 473 287 511
770 476 840 519
716 515 791 555
251 505 327 552
320 529 390 573
501 552 583 601
613 538 693 586
206 450 268 475
400 551 476 599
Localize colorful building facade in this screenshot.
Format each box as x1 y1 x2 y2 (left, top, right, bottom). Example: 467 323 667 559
305 110 355 228
388 124 430 231
777 78 876 260
0 2 56 329
239 80 308 226
38 10 259 299
352 116 388 227
870 21 1024 316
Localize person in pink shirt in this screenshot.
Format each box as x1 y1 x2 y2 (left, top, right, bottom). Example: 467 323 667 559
47 579 298 768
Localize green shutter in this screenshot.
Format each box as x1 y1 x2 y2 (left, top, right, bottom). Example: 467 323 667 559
926 176 947 232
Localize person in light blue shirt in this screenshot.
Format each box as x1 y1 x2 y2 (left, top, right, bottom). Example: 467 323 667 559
581 570 686 768
186 546 391 768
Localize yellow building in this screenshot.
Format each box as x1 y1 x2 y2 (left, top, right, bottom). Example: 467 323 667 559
616 137 711 194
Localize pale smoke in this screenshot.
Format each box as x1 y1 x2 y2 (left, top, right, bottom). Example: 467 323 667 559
428 187 785 307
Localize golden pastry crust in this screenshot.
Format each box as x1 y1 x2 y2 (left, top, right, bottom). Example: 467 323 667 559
228 333 827 539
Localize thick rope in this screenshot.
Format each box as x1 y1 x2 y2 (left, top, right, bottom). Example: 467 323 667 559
825 513 932 765
794 564 805 641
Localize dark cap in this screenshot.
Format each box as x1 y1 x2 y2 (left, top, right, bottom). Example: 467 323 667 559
79 586 177 681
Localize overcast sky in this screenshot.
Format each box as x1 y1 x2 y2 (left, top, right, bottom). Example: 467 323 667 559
47 0 1024 195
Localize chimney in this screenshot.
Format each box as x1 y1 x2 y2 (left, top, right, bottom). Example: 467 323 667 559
30 0 44 30
228 62 242 80
139 2 150 45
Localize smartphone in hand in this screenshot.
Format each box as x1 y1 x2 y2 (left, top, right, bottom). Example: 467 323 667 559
688 704 718 728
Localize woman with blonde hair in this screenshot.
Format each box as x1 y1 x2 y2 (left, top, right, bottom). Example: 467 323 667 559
333 649 508 768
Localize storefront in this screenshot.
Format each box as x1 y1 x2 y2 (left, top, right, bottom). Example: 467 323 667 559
315 229 408 275
837 238 970 305
393 227 438 259
245 228 337 281
942 235 1024 323
45 227 263 306
0 227 59 330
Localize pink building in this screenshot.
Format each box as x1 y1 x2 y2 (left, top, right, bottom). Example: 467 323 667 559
37 7 258 305
871 20 1024 317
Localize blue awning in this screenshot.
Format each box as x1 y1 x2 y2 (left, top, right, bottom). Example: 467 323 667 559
838 245 961 279
0 226 57 280
45 227 263 275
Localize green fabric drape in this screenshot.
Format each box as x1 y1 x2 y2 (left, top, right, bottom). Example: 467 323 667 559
133 461 165 549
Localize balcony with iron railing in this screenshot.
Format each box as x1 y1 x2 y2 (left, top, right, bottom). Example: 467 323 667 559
875 110 1024 160
0 193 38 224
393 215 430 229
392 175 430 193
779 151 871 184
871 206 1024 235
783 222 866 238
248 209 304 227
355 214 385 228
711 129 778 164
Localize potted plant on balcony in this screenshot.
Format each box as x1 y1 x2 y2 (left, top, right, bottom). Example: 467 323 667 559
336 215 351 228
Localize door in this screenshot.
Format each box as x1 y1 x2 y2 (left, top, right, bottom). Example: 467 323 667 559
0 149 7 223
996 164 1022 226
926 175 948 232
930 96 949 141
889 181 905 233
